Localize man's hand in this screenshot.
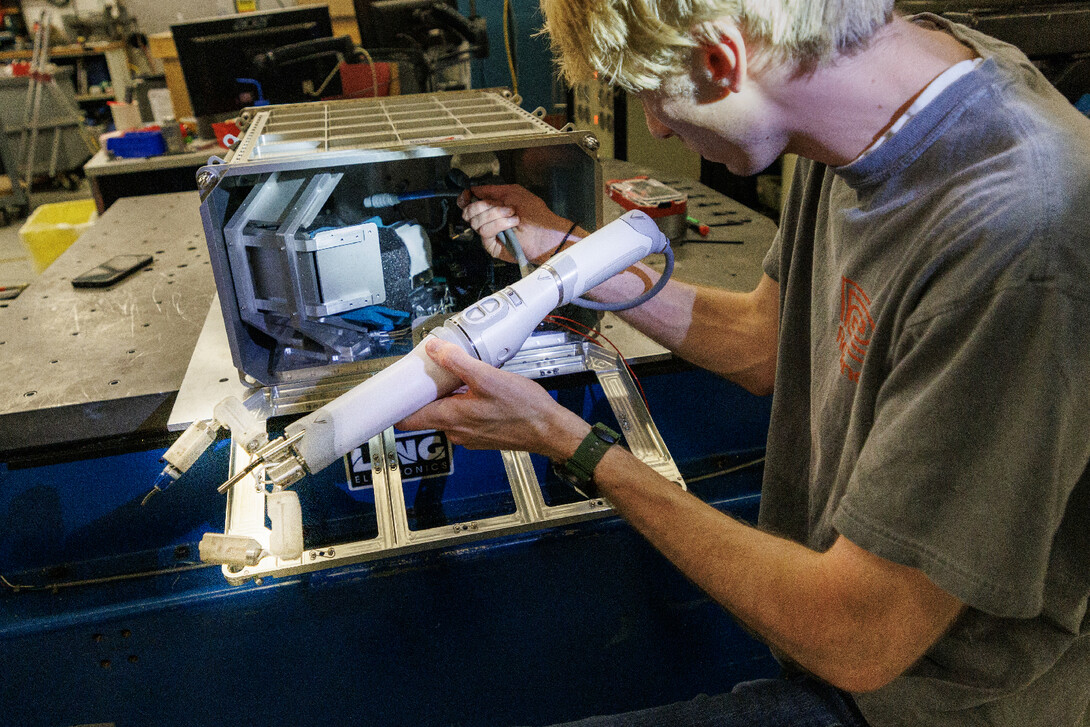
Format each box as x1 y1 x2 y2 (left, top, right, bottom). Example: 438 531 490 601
396 339 591 460
458 184 583 264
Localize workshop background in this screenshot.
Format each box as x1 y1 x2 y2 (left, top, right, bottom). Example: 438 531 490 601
0 1 1087 726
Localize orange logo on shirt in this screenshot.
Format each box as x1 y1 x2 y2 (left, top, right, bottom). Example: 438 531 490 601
837 277 873 383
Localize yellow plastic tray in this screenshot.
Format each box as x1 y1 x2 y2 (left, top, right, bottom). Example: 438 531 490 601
19 199 98 273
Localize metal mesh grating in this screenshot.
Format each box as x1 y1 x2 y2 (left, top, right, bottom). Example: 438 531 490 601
233 90 559 163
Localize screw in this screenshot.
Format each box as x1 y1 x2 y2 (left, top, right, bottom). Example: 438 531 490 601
196 171 216 189
583 134 600 151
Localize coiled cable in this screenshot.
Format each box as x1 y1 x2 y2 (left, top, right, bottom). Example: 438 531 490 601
570 241 674 311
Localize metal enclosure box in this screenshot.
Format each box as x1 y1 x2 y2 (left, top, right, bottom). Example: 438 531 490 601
196 90 603 387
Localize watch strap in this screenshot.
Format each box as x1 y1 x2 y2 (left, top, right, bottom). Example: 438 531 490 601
554 422 620 498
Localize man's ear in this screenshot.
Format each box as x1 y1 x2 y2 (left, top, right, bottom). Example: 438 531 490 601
700 23 747 98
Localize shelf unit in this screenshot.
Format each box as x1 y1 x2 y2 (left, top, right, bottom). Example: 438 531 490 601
0 41 132 104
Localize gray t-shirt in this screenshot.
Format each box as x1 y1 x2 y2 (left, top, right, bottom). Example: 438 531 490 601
760 17 1090 726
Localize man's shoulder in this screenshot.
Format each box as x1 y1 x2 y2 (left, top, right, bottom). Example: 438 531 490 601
885 54 1090 296
924 66 1090 290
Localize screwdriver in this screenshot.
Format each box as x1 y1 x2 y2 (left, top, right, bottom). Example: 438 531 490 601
686 215 710 236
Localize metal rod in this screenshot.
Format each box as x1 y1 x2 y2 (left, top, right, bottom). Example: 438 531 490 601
216 430 306 494
24 16 51 190
255 429 305 460
17 15 42 166
216 459 263 494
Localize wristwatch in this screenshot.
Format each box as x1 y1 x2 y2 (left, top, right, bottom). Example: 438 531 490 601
552 423 621 499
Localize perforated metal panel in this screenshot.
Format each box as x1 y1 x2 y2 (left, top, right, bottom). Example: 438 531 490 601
231 90 561 163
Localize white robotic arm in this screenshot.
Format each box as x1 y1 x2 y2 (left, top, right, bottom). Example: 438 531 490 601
217 209 671 493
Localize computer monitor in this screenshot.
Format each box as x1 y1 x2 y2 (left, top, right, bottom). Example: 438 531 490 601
171 6 337 121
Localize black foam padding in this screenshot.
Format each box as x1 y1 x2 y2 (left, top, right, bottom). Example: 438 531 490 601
378 226 412 311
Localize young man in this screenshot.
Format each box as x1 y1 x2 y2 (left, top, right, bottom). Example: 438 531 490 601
398 1 1090 724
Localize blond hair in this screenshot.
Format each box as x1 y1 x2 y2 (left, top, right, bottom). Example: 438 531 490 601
540 0 895 92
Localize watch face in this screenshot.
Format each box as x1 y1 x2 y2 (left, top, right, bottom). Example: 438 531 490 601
552 462 594 499
553 460 588 487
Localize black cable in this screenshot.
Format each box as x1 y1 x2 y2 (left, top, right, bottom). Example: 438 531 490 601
506 0 519 84
426 198 451 234
542 220 580 262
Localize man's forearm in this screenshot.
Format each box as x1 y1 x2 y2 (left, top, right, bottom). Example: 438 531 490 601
585 444 960 693
582 262 779 394
588 446 853 682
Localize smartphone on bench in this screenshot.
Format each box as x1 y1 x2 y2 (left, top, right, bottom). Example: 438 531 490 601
72 254 153 288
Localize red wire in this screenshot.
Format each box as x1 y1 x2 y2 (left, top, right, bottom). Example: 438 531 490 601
545 314 650 409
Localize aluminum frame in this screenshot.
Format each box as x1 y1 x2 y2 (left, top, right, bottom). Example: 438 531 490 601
218 345 685 584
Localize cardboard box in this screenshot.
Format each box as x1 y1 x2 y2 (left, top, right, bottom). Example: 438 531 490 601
332 16 361 45
148 33 194 119
301 0 355 17
297 1 361 43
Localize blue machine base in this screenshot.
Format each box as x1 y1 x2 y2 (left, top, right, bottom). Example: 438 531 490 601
0 368 777 726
